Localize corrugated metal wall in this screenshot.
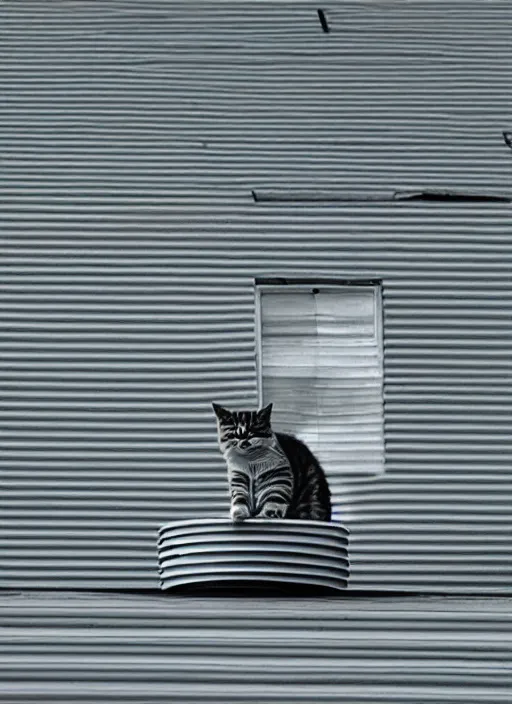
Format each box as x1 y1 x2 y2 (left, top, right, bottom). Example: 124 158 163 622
1 1 512 591
2 592 512 703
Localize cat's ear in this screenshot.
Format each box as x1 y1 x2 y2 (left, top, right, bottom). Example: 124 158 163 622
212 402 232 421
258 402 273 424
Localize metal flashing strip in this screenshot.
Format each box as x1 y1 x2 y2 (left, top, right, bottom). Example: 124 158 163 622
252 189 511 203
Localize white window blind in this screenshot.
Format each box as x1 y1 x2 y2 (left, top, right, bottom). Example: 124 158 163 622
257 285 384 479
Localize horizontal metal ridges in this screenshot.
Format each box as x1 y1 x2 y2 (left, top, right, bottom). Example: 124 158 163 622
1 1 512 592
1 592 512 703
0 2 510 193
157 519 350 592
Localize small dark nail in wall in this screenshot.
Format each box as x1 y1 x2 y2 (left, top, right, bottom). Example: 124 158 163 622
317 9 330 33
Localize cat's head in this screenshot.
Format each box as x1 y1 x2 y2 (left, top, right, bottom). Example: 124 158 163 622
212 402 273 455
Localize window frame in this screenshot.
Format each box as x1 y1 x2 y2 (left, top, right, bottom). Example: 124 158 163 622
254 280 385 475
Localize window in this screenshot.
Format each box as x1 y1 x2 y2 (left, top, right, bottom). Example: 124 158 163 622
256 283 384 483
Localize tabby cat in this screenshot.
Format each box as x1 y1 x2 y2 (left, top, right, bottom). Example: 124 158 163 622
212 402 331 522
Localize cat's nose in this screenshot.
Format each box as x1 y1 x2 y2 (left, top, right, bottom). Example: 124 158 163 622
239 440 250 449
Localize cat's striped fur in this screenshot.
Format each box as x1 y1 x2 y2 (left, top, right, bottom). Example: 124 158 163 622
212 403 331 522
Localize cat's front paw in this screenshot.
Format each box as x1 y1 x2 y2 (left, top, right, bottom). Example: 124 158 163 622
257 502 287 519
230 504 251 523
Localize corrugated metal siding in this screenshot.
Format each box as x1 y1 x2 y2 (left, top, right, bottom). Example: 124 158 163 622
1 592 512 702
1 1 512 591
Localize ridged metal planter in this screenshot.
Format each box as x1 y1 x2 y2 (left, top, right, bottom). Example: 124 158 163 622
157 518 350 593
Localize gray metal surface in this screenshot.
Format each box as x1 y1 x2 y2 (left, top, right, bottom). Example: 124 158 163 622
158 519 350 591
1 1 512 591
1 592 511 702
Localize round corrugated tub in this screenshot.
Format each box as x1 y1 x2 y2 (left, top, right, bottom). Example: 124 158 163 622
157 518 350 593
